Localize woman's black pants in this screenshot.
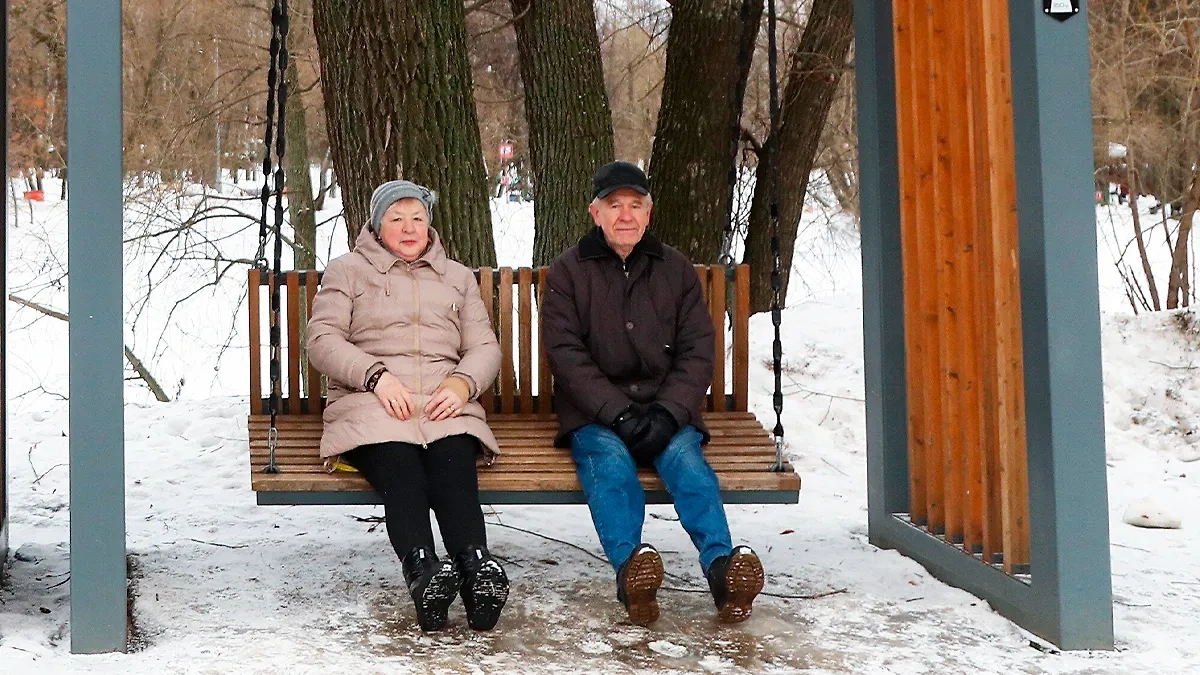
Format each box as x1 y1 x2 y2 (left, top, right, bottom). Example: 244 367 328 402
342 434 487 560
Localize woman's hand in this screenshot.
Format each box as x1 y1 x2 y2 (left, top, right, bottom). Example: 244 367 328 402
425 377 468 421
373 372 414 420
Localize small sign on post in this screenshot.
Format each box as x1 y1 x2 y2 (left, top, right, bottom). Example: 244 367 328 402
1044 0 1080 22
498 141 514 161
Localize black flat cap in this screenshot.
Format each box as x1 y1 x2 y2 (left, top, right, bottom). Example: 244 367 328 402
592 160 650 200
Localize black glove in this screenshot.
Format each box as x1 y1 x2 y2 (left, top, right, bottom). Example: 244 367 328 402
610 405 650 449
628 403 679 466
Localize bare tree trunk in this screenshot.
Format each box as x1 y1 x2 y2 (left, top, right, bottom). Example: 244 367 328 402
1167 169 1200 309
1129 170 1162 311
312 1 495 265
743 0 854 313
511 0 615 266
648 0 763 263
284 47 317 271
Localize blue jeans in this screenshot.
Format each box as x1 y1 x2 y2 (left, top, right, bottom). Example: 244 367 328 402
570 424 733 573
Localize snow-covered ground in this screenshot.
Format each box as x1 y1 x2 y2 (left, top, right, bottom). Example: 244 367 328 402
1 179 1198 673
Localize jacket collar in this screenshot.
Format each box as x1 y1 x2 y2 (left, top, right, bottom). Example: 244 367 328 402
354 224 449 275
577 226 664 261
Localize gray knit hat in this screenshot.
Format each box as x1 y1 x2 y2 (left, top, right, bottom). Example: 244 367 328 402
369 179 437 233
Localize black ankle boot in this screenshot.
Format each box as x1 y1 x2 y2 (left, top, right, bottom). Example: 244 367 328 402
454 545 509 631
401 546 460 632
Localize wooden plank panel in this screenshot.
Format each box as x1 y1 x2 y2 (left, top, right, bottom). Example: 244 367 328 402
286 272 302 409
498 267 515 413
537 268 554 414
305 271 323 414
248 268 263 415
733 265 751 412
894 0 927 524
518 268 534 413
913 0 945 533
709 265 727 413
478 267 495 413
981 0 1029 572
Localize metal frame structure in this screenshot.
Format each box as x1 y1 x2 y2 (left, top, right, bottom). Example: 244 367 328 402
857 0 1113 650
27 0 1111 655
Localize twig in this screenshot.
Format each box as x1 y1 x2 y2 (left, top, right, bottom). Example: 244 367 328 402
488 521 688 583
1112 542 1151 553
188 538 248 549
821 457 849 477
1150 359 1198 370
661 585 847 600
49 575 71 589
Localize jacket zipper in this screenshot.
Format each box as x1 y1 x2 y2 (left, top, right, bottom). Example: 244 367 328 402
408 264 429 449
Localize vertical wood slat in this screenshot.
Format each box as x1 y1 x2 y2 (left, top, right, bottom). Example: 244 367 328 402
248 268 263 415
498 267 515 413
695 266 711 411
894 0 927 525
981 0 1030 572
958 0 986 556
536 267 554 414
305 271 323 414
709 266 727 413
286 273 302 410
930 0 965 540
915 0 946 533
478 267 495 413
518 268 534 414
732 265 750 412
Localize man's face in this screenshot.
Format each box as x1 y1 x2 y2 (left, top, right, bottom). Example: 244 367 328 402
589 188 652 254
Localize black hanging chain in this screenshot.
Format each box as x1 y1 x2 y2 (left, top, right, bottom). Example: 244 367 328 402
766 0 785 472
259 0 290 474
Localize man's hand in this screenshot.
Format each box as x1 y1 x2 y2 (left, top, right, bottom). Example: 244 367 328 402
611 406 650 449
373 372 415 420
628 403 679 466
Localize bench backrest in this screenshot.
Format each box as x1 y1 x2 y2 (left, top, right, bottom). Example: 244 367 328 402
248 264 752 416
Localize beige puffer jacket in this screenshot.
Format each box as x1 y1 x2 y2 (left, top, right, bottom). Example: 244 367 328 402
307 226 502 460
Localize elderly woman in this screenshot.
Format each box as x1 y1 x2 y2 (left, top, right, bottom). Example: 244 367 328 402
307 180 508 633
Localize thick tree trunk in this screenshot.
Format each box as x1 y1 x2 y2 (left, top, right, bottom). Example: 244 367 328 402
511 0 615 266
312 2 400 245
648 0 762 263
743 0 854 313
312 2 495 265
1166 169 1199 309
284 50 317 271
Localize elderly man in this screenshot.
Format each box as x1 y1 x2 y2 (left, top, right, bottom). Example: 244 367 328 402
542 161 764 626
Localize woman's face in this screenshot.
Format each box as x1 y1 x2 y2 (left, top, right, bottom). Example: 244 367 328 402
378 198 430 261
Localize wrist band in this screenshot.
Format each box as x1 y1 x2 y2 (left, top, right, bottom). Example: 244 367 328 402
366 368 387 392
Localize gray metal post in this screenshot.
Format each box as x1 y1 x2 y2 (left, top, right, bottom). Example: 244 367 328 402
67 0 128 654
1008 0 1114 650
1 0 10 568
855 0 911 536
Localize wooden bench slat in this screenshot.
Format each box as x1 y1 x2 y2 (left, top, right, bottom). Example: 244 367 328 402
286 273 302 407
305 271 323 414
733 265 750 412
518 268 534 414
248 269 263 415
499 267 515 414
478 267 495 412
536 268 553 414
253 470 800 494
709 266 727 413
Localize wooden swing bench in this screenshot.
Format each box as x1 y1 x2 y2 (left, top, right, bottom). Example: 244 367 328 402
246 264 800 506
